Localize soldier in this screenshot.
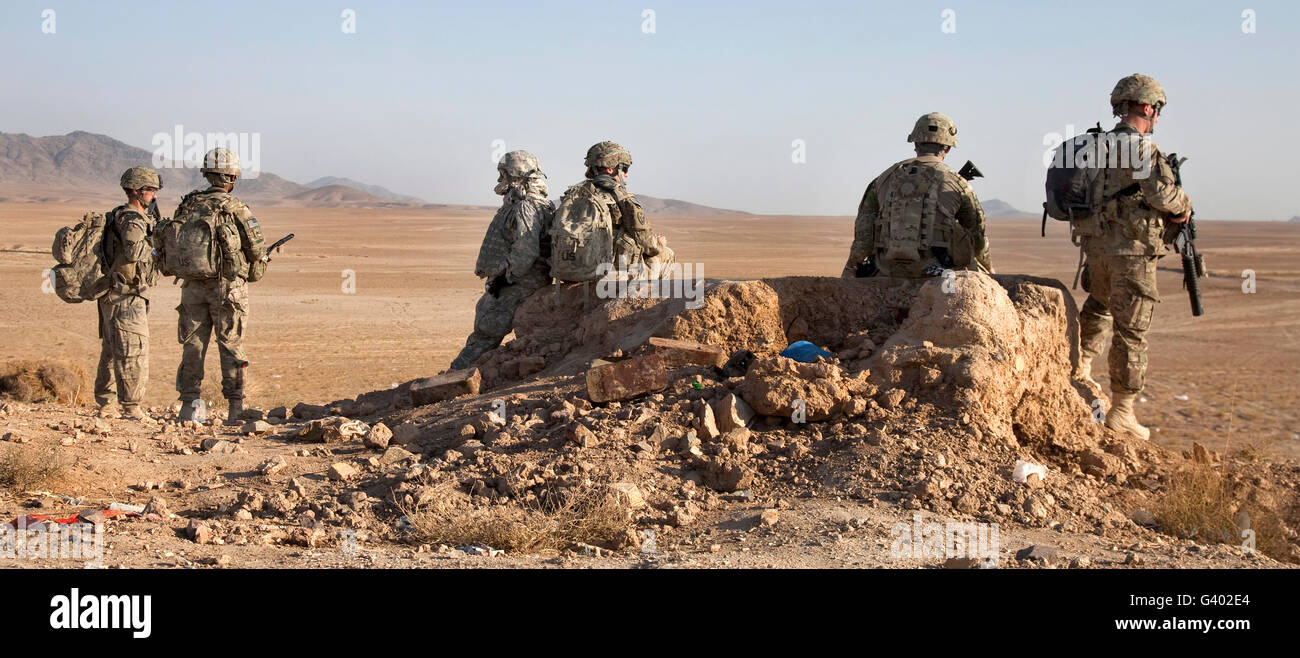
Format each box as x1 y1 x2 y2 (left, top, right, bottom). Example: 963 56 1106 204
1075 74 1192 439
449 151 555 370
581 141 667 276
95 167 162 421
167 148 273 425
842 113 993 279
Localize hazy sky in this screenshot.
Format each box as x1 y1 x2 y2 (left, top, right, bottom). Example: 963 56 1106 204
2 0 1295 219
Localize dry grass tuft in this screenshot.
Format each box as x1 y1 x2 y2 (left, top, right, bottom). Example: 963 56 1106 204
0 444 67 493
0 359 89 404
400 478 636 553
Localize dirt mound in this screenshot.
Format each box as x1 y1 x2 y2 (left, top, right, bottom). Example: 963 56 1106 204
304 275 1297 561
0 360 89 404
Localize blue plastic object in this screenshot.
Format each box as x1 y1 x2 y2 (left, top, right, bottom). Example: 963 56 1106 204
780 340 832 363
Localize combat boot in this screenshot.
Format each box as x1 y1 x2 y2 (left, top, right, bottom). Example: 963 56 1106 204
1105 392 1150 440
122 405 154 423
224 399 246 426
1074 353 1103 397
97 403 120 419
177 400 197 423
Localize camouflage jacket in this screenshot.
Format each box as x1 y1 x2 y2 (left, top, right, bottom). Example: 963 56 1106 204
1080 122 1192 257
103 204 157 300
588 174 660 262
844 155 990 275
474 187 555 282
171 187 268 282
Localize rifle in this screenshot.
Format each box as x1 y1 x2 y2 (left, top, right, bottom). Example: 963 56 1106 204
261 233 295 263
1163 153 1205 316
958 160 983 181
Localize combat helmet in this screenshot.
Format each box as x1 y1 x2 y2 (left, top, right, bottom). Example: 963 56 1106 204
200 148 241 177
498 150 543 178
584 141 633 170
1110 73 1166 112
120 166 162 190
907 113 958 148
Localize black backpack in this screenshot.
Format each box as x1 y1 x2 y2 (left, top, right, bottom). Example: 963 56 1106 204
1042 123 1108 235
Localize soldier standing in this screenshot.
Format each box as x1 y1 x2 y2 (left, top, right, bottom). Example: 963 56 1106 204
164 148 273 425
450 151 555 370
95 167 162 421
842 113 993 279
1075 74 1193 439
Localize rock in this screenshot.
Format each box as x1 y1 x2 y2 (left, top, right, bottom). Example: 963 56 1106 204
1192 442 1213 464
517 356 547 378
1025 472 1044 489
297 416 370 444
1023 494 1051 519
364 422 392 450
458 440 484 455
609 483 647 509
569 424 599 448
1070 556 1092 569
737 356 874 421
410 368 482 406
720 428 751 451
586 355 668 403
291 402 329 421
380 446 415 465
391 421 422 447
759 509 780 526
713 393 756 432
268 406 289 420
187 520 213 544
878 388 906 410
648 336 728 368
239 407 267 421
953 493 980 514
77 509 107 524
944 557 981 569
143 496 172 518
1131 508 1157 526
704 460 753 493
201 438 237 454
242 420 272 435
695 401 721 440
257 455 288 476
328 462 359 480
1015 545 1058 562
1124 552 1144 565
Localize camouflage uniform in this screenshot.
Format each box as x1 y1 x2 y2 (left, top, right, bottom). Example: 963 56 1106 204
1076 122 1190 394
94 203 157 412
843 113 991 278
584 142 662 273
451 151 555 370
171 186 267 404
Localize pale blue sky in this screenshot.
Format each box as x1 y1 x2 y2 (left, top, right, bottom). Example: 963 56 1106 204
1 0 1295 218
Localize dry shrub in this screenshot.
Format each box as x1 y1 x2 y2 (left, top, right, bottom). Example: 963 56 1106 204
1156 463 1296 564
0 360 89 404
0 444 67 493
401 478 636 553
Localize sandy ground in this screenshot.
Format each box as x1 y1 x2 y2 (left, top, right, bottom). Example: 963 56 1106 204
3 202 1297 460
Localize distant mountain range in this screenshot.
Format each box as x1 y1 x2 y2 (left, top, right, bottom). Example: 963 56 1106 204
3 131 1036 217
305 176 425 204
982 198 1036 219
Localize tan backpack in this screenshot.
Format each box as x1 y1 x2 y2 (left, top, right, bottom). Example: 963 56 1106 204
875 160 954 271
49 212 110 303
156 192 224 280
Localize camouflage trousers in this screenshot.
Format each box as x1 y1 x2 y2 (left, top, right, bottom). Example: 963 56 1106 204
450 269 549 370
1078 252 1160 394
94 294 149 407
176 277 249 402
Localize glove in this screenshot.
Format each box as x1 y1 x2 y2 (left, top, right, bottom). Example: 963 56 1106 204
486 275 508 298
854 259 878 278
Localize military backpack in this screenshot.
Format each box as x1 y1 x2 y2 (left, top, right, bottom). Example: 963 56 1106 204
49 211 110 303
875 160 955 272
155 191 223 280
550 183 614 282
